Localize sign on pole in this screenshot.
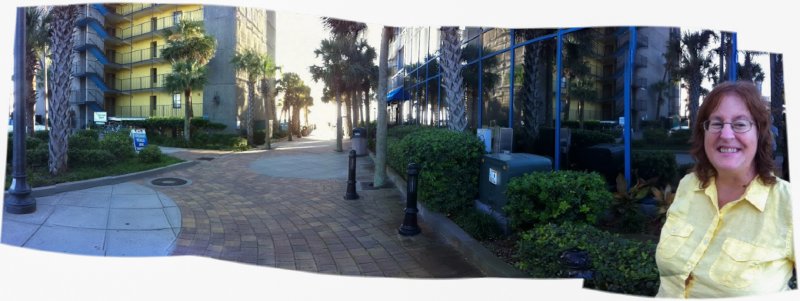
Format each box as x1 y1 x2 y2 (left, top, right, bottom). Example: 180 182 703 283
130 128 148 153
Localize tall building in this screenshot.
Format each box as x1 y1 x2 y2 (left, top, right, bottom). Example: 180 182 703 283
71 3 277 132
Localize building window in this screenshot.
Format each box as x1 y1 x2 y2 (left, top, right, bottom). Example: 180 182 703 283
397 47 404 70
151 41 158 59
173 93 181 109
173 11 183 26
151 17 157 32
151 68 157 84
150 95 157 116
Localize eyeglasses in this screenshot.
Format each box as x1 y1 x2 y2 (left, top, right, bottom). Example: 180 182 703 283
702 120 754 133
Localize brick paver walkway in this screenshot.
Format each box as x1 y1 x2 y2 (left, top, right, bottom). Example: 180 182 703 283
139 135 483 278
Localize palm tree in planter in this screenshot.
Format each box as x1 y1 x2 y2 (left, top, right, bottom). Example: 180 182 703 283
440 26 467 132
161 20 216 142
47 4 80 176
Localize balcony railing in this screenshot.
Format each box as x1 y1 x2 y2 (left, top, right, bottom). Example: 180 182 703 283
115 102 204 118
75 30 105 50
116 8 204 40
72 60 105 76
117 45 166 65
116 74 171 91
114 3 158 16
69 89 104 105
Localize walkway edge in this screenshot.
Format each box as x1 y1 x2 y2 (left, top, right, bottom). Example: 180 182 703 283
371 152 527 278
31 160 199 197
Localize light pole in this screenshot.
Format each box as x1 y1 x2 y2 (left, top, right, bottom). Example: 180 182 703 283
5 7 37 214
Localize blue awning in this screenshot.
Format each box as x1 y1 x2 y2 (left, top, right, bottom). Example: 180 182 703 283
386 87 410 102
87 101 104 112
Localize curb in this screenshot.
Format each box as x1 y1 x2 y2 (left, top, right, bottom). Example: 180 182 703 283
369 151 526 278
31 160 199 197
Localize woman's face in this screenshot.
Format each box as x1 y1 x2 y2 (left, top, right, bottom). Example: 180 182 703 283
704 93 758 179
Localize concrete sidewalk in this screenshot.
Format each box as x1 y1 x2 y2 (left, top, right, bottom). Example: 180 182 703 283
2 182 181 256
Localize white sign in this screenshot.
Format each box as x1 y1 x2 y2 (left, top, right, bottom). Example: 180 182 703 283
94 112 107 123
130 129 148 153
489 168 499 185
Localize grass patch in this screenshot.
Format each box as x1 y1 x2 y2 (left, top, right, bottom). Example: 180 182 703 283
5 154 183 189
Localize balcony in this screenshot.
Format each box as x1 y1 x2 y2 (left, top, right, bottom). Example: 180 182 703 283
69 89 103 105
117 74 171 92
115 102 204 118
117 45 166 66
116 8 204 42
389 71 405 91
91 4 129 25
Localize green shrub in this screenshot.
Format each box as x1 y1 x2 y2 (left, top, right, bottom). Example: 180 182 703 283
570 129 616 154
387 125 424 139
454 210 503 241
386 127 484 215
254 130 267 145
632 150 677 186
69 148 115 167
33 130 50 141
69 130 101 151
643 128 668 145
667 129 691 145
100 131 135 160
26 145 49 167
504 170 612 231
137 145 162 163
516 222 658 296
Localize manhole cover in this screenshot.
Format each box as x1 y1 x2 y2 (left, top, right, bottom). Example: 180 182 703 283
150 177 189 187
197 157 215 161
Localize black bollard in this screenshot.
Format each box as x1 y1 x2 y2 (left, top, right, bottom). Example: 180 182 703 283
344 150 359 200
398 163 421 236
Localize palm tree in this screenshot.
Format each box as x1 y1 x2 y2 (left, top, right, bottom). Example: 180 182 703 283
46 4 79 176
373 26 394 188
161 20 217 142
737 50 766 83
25 7 50 136
667 30 717 128
310 37 351 151
440 26 467 132
276 72 306 141
518 29 555 143
231 49 276 146
461 44 500 129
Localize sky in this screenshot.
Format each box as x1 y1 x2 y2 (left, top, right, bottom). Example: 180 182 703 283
0 1 799 301
275 11 382 127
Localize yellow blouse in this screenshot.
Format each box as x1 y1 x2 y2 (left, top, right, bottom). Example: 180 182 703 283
655 173 795 298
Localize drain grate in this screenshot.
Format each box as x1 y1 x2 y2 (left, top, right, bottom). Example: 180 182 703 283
151 177 189 187
196 157 215 161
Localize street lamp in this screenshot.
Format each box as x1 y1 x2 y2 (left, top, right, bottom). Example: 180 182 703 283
5 7 37 214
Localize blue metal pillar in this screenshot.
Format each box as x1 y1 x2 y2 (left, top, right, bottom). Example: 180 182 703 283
623 27 636 185
729 32 738 81
478 31 484 128
509 29 516 128
554 30 564 170
438 74 442 126
425 62 429 125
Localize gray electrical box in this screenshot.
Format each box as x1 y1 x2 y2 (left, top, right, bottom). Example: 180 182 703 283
479 152 552 212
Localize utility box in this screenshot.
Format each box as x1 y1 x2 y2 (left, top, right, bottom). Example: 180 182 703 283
578 143 624 184
479 152 552 213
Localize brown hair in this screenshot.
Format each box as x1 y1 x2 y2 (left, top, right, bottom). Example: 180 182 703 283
689 81 776 187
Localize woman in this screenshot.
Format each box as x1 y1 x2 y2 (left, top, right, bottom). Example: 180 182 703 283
656 81 795 298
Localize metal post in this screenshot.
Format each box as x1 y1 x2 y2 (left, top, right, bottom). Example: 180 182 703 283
344 150 359 200
554 30 563 170
398 163 421 236
5 7 37 214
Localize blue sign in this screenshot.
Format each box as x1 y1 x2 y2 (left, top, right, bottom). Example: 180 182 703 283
130 129 148 153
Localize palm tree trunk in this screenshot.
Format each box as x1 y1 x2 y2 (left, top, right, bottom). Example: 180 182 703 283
246 81 255 145
522 37 545 142
344 92 353 137
374 26 391 187
292 105 301 137
26 48 39 136
261 78 272 149
688 76 701 129
184 90 192 142
440 27 467 132
335 92 343 151
48 5 79 176
364 86 371 139
287 104 293 141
